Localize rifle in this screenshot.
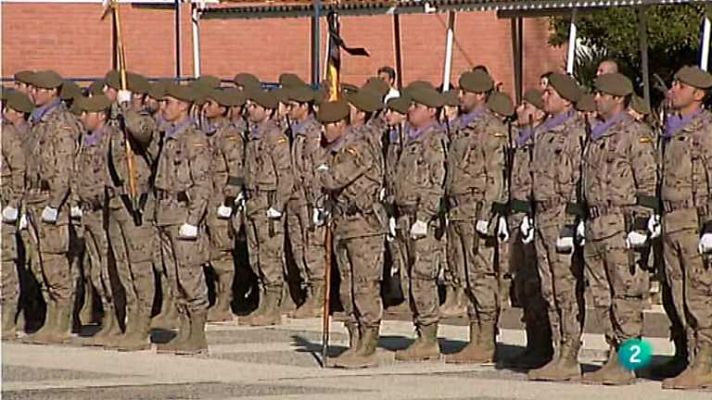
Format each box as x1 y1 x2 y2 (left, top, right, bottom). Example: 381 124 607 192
320 216 333 367
104 0 141 226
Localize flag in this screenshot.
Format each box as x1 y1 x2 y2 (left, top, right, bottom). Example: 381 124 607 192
101 0 114 20
325 11 369 102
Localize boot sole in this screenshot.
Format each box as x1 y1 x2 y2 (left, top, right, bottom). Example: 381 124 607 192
395 354 441 362
174 348 208 356
444 358 494 365
529 375 580 382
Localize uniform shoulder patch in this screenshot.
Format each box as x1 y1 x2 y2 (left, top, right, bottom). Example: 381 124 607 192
639 136 652 144
345 146 360 158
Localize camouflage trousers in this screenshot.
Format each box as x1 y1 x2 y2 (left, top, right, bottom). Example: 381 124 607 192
2 223 20 312
335 234 384 328
584 228 646 346
664 227 712 349
26 205 72 304
397 214 443 327
447 219 499 325
207 214 235 274
245 211 286 290
157 224 209 313
286 201 326 284
509 227 548 329
534 220 582 348
82 210 113 306
387 232 409 300
109 206 155 315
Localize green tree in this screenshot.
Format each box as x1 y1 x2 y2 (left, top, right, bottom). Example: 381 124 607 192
550 5 709 106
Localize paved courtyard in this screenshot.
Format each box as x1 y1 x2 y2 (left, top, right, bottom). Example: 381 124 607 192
3 309 711 400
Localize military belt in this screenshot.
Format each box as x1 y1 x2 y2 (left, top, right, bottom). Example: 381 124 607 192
588 204 623 220
448 192 483 208
533 199 562 213
662 199 695 214
155 190 189 203
81 198 104 212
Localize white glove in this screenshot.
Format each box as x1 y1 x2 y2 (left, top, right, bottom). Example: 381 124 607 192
556 236 574 253
520 215 535 244
476 219 490 235
117 89 132 104
497 216 509 242
313 208 326 227
178 223 198 240
387 217 397 241
625 231 648 249
217 205 232 219
410 220 428 239
70 206 83 219
41 206 58 223
648 214 662 239
2 206 18 223
576 220 586 246
266 207 282 219
699 233 712 254
379 188 386 202
18 214 27 230
316 164 329 172
234 192 246 210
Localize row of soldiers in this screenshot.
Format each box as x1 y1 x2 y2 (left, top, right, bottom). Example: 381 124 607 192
1 63 712 389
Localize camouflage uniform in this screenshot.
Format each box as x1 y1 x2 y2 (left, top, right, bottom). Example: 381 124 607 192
243 118 293 324
1 120 27 339
106 107 159 349
385 126 409 304
581 112 657 384
319 126 385 347
660 109 712 379
530 110 586 372
444 107 508 363
23 99 77 343
288 115 328 317
204 118 244 321
154 118 211 319
393 123 447 359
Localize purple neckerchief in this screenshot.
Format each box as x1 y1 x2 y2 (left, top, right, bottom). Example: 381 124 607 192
664 109 704 138
203 118 228 135
406 122 436 143
327 135 346 153
291 116 312 136
388 128 401 144
539 109 575 133
165 118 194 139
458 106 486 129
250 120 268 140
590 112 628 140
30 98 61 125
515 126 535 147
83 126 106 147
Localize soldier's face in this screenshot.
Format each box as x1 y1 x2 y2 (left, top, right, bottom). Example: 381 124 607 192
204 100 224 119
385 109 405 127
444 105 458 121
287 101 308 121
669 80 704 110
594 92 621 119
31 87 56 106
408 103 436 128
14 82 29 95
516 102 536 126
163 97 188 122
145 97 159 113
104 87 118 103
378 73 394 87
322 120 345 143
349 104 364 125
247 102 268 122
131 93 144 110
542 86 568 115
278 102 289 118
81 111 104 131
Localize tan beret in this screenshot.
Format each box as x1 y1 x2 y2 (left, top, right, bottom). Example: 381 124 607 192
316 99 350 124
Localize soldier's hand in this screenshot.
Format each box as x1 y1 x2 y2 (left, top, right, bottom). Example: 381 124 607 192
410 220 428 239
178 223 198 240
316 164 329 172
312 208 326 227
520 215 535 244
41 206 58 223
556 225 575 254
698 233 712 254
18 214 28 230
625 231 648 249
647 215 662 239
475 219 489 236
576 220 586 246
379 188 386 202
497 215 509 242
2 206 18 223
117 89 132 105
234 192 246 211
266 207 283 219
387 217 397 241
217 205 233 219
70 206 83 219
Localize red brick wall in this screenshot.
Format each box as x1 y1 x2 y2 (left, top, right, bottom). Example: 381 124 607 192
2 3 566 95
